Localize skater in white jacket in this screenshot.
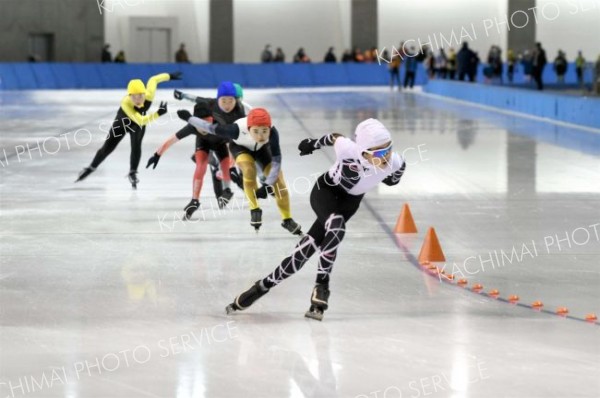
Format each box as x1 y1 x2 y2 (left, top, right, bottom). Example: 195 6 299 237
225 118 406 320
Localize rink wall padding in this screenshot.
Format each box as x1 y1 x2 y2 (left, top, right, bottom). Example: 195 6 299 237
423 80 600 130
0 63 429 90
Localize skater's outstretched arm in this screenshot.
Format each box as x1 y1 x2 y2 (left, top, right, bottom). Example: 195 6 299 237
157 135 180 156
173 89 208 104
382 159 406 186
178 111 219 136
146 134 181 169
179 111 241 139
121 99 168 127
145 72 180 101
298 133 342 156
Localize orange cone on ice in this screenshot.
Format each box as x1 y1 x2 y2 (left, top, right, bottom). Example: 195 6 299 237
418 227 446 264
394 204 418 234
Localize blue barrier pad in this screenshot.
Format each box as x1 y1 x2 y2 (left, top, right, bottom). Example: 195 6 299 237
312 64 349 86
0 64 20 89
12 63 38 89
72 64 104 89
345 64 388 85
49 64 80 89
97 63 130 89
30 64 58 89
274 64 313 87
180 64 215 88
1 61 595 90
210 64 248 87
424 80 600 130
243 64 280 87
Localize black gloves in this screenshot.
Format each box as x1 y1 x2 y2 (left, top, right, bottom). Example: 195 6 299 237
230 168 243 190
146 152 161 169
177 109 192 121
157 101 168 116
255 185 275 199
169 72 183 80
174 90 183 100
298 138 319 156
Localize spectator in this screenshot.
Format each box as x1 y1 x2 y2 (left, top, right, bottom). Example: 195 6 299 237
457 42 474 81
595 55 600 94
403 47 418 89
469 51 480 82
324 47 337 63
114 51 126 63
293 48 311 63
575 51 586 86
522 50 533 82
532 42 547 90
353 47 365 62
506 48 516 83
447 48 457 79
175 43 190 63
554 50 568 84
380 48 390 62
486 45 503 83
341 49 353 62
426 49 436 78
261 45 273 63
273 47 285 62
389 53 401 90
363 47 377 63
102 44 112 63
435 49 447 79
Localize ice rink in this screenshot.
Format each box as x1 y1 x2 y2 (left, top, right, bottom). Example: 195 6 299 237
1 87 599 398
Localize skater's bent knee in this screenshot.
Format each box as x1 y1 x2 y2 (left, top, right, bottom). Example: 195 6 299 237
324 214 345 231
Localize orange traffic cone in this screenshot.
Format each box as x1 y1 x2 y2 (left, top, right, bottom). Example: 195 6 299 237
394 204 418 233
418 227 446 264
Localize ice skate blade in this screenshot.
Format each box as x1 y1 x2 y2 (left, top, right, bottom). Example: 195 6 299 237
225 304 236 315
304 310 324 321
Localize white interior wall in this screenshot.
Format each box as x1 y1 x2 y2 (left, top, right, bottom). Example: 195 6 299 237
102 0 599 64
233 0 351 63
535 0 600 61
378 0 508 56
103 0 209 63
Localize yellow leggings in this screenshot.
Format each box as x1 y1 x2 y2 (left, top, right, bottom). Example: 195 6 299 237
236 153 291 219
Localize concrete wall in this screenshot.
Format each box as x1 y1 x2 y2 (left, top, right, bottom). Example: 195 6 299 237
0 0 103 62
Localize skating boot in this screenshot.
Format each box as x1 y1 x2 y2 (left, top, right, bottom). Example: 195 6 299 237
128 171 139 189
225 280 270 314
305 284 330 321
75 166 95 182
250 208 262 232
281 218 302 236
183 199 200 221
218 188 234 209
